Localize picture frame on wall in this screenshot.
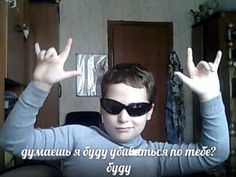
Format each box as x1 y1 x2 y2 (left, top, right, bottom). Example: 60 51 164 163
76 53 108 97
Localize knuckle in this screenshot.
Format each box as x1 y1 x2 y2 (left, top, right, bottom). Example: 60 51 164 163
48 47 56 51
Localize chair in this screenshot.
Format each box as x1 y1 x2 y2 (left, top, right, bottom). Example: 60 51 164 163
65 111 102 127
0 164 63 177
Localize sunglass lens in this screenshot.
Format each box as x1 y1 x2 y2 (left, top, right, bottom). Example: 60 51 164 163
101 99 124 115
126 103 152 117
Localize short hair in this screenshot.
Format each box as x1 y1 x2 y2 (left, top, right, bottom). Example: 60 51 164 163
101 63 157 103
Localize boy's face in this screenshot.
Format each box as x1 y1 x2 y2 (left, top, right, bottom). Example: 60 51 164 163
100 83 154 143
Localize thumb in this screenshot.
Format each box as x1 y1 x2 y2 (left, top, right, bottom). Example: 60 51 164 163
62 70 81 80
174 71 193 89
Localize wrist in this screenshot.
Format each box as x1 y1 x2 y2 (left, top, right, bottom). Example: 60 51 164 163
32 80 53 92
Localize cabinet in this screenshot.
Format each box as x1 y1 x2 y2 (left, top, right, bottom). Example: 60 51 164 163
0 0 60 173
192 12 236 177
0 0 29 85
7 0 29 85
27 3 60 129
0 0 7 172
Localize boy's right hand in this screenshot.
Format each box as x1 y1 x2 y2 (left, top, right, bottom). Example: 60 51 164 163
33 38 80 91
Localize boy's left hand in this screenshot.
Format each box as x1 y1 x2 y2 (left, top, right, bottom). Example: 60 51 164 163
175 48 222 101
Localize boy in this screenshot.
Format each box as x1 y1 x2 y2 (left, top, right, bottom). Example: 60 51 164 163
0 38 229 177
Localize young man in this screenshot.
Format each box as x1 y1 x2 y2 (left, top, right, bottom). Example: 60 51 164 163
0 39 229 177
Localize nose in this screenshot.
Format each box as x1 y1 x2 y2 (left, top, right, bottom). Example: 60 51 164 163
118 108 130 123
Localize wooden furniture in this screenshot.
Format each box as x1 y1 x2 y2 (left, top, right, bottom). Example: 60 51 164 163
27 3 60 129
192 12 236 177
0 0 7 172
0 0 60 173
0 0 26 172
6 0 29 85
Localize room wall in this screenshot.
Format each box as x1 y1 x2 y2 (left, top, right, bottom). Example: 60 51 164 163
59 0 208 143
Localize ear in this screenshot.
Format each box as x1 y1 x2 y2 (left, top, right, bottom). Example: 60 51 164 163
146 103 155 121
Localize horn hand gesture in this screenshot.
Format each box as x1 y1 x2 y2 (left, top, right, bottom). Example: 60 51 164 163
175 48 222 101
33 38 80 91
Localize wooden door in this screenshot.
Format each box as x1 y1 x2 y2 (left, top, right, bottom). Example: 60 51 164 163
108 21 173 141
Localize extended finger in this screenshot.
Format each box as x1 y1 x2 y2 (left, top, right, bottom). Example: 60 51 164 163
174 71 193 89
213 50 222 70
35 43 41 56
45 47 58 59
208 62 215 72
196 61 211 72
187 48 196 77
39 50 46 60
60 38 72 60
62 70 81 80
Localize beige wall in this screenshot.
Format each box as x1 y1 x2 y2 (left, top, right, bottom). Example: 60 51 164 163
58 0 216 142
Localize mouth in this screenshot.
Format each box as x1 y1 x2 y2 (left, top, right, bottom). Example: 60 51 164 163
116 127 133 132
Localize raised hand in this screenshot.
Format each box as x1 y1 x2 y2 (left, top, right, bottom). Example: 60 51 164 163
33 38 80 91
175 48 222 101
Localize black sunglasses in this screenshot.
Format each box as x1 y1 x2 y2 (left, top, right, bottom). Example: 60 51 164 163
100 98 152 117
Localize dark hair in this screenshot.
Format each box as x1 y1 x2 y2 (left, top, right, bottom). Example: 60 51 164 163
101 63 157 103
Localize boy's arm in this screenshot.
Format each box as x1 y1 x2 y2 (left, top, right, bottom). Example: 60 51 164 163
158 48 229 175
157 93 229 175
0 38 80 160
0 82 76 160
